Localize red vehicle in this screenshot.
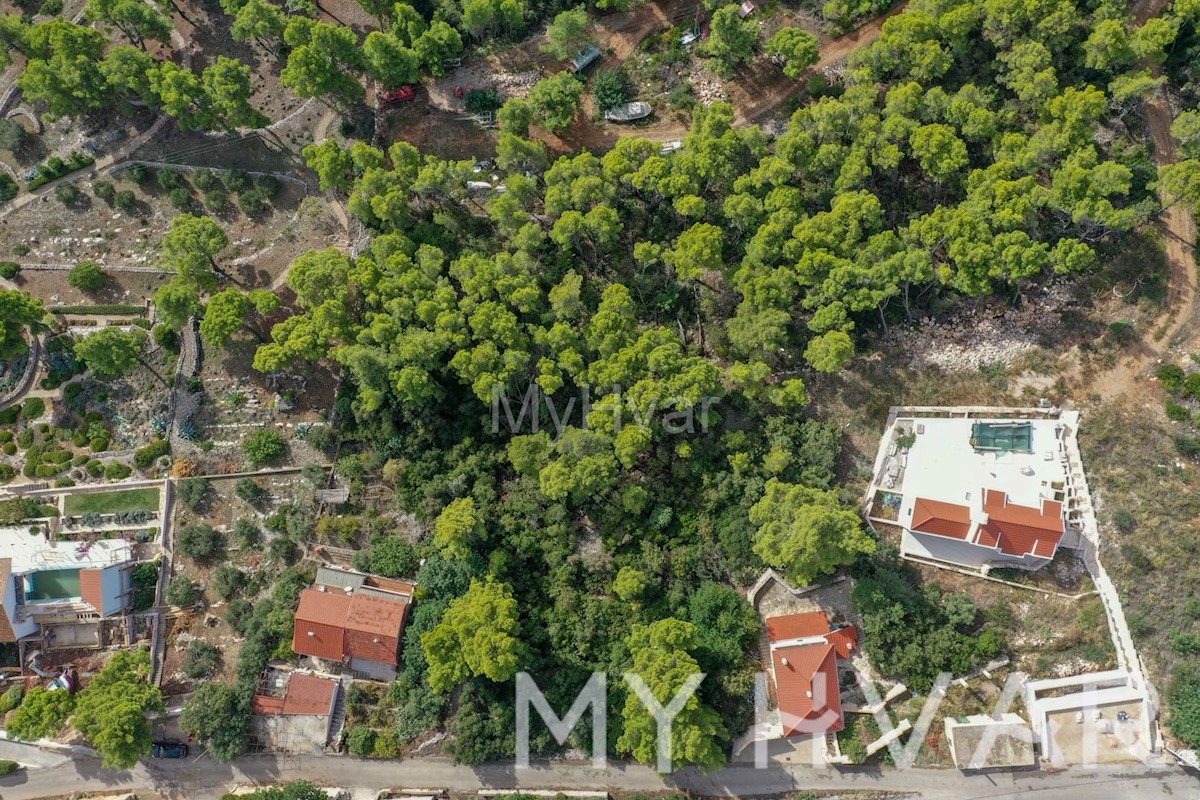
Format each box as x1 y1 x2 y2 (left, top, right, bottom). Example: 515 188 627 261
379 85 416 107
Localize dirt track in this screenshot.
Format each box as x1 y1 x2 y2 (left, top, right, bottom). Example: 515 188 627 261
1085 0 1198 399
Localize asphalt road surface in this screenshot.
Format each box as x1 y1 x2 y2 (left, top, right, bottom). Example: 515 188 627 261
1 754 1198 800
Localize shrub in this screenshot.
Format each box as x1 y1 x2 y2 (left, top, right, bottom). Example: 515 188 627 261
235 518 260 547
236 477 264 503
1112 508 1136 534
590 69 627 111
0 174 15 202
254 174 281 197
134 439 170 469
346 725 377 757
90 436 109 452
92 179 116 205
1187 596 1200 619
127 164 148 183
153 324 179 352
68 260 106 291
0 118 25 151
226 598 253 636
1159 363 1186 392
465 87 502 115
212 565 246 600
190 168 219 190
182 640 221 678
21 397 45 419
114 189 137 213
39 0 63 14
0 684 22 714
1120 541 1154 573
156 167 184 191
131 560 159 611
168 186 192 209
0 759 18 776
1176 435 1200 459
237 188 268 217
105 462 132 480
243 428 286 466
0 463 14 481
54 182 82 206
0 260 19 279
177 477 211 511
165 575 201 607
203 189 228 211
269 536 298 564
177 523 223 562
222 167 249 193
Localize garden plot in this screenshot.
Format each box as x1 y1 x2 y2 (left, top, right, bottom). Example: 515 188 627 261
0 337 172 488
0 163 309 282
903 559 1116 678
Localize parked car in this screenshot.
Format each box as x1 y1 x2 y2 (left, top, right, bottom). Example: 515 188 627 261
379 86 416 107
151 741 188 758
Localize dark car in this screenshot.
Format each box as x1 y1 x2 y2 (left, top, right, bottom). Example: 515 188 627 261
379 85 416 107
151 741 188 759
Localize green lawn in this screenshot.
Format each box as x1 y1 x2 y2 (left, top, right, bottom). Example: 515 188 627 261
64 487 160 516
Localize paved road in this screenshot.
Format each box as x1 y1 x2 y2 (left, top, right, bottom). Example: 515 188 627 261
0 753 1197 800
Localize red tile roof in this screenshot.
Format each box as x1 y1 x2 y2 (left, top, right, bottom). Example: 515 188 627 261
344 594 407 666
292 589 352 661
251 695 285 715
978 489 1064 559
0 559 14 643
825 626 858 659
767 612 859 658
765 612 830 642
773 642 844 736
912 498 972 540
291 587 409 666
252 673 338 716
79 569 104 614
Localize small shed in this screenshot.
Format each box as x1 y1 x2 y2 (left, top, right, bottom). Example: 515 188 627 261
568 45 601 73
738 1 756 17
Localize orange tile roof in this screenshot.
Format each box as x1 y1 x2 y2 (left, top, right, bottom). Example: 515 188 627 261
291 587 408 666
344 594 407 666
79 569 104 614
766 612 831 642
979 489 1064 559
292 589 352 661
251 673 337 716
281 673 337 715
767 612 859 658
0 559 14 643
911 498 972 540
251 695 285 715
825 626 858 659
295 588 353 626
773 642 844 736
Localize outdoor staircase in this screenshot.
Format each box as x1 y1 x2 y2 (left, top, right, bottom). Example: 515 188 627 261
326 678 348 749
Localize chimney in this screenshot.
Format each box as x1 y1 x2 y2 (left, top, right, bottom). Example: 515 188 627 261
781 657 789 667
806 690 812 698
307 631 315 637
373 637 381 644
317 586 326 592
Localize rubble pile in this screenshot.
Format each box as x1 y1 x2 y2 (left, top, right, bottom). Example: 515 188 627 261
495 70 542 98
889 283 1072 371
689 64 727 104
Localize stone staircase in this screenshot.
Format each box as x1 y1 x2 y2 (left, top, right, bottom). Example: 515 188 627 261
326 678 349 749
